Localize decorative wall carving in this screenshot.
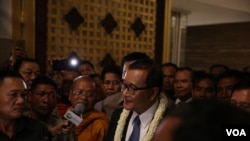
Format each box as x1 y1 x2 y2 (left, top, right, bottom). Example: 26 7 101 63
43 0 162 73
100 13 117 34
64 7 84 30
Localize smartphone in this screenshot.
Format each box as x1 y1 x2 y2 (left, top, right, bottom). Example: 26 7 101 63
52 59 67 71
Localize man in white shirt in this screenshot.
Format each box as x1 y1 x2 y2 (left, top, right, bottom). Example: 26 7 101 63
107 58 170 141
173 67 193 106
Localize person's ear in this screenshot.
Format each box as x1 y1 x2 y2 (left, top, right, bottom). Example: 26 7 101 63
150 87 159 101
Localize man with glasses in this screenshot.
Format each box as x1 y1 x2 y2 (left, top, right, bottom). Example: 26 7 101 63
0 70 50 141
66 75 109 141
107 58 169 141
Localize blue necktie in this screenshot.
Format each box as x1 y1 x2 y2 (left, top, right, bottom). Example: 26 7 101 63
129 116 141 141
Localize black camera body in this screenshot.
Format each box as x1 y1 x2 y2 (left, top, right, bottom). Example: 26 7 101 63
52 59 67 71
52 52 80 71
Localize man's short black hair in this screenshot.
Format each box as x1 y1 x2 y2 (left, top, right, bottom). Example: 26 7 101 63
232 72 250 93
0 70 23 85
79 60 94 69
161 63 178 70
121 52 150 67
193 70 216 88
128 58 163 91
209 64 229 73
101 65 122 81
30 76 57 92
216 69 243 83
176 67 194 82
13 58 38 72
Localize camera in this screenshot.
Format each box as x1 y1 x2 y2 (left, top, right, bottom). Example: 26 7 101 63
52 52 80 71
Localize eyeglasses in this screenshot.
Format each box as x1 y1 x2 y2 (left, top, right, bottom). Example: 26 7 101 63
103 80 121 86
71 89 95 97
121 82 152 95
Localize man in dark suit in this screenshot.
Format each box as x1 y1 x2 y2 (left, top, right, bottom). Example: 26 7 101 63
107 58 170 141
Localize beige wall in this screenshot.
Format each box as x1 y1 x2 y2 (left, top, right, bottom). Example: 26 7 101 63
0 0 12 38
12 0 35 58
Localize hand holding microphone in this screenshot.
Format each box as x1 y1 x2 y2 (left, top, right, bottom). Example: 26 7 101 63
49 120 70 136
49 103 85 136
64 103 85 126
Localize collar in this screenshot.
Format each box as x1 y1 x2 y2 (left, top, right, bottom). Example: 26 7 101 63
175 97 192 105
130 100 159 129
114 93 168 141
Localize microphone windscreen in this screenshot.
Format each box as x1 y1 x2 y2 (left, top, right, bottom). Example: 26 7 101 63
74 103 85 115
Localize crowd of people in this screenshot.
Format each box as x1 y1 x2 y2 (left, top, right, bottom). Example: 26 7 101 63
0 49 250 141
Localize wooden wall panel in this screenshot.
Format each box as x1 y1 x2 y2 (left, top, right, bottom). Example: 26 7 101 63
35 0 171 72
46 0 157 73
185 22 250 71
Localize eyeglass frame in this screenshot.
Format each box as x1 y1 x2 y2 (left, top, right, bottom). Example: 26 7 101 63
121 82 152 95
70 89 96 98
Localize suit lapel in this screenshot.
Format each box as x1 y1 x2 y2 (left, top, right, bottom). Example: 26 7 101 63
121 111 133 141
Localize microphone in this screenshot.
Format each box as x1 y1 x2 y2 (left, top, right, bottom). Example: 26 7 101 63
73 103 85 115
64 103 85 126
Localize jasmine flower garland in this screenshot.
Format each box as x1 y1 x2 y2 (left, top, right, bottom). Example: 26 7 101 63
114 93 168 141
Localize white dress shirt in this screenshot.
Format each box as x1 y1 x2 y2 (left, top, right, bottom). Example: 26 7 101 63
125 100 159 141
175 97 192 105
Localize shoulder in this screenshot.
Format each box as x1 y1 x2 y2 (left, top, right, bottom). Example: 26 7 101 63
106 108 132 141
82 110 109 133
20 116 45 126
158 93 175 117
109 107 124 126
83 110 109 125
103 93 123 106
104 92 122 101
112 107 123 117
106 108 123 141
91 109 109 117
19 116 49 131
17 116 51 140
